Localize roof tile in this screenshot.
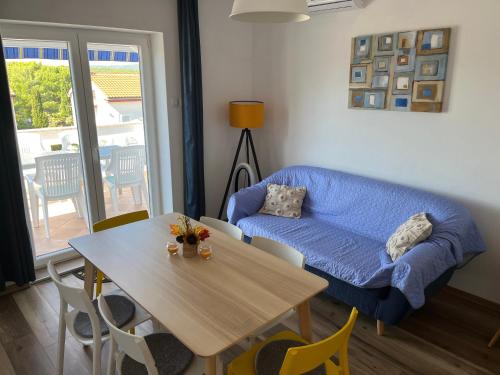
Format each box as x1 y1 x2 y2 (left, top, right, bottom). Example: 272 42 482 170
91 72 142 99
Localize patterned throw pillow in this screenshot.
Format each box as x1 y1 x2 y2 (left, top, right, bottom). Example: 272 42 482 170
386 213 433 262
259 184 307 219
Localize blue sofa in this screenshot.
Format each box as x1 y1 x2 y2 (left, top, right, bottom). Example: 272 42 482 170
227 166 486 328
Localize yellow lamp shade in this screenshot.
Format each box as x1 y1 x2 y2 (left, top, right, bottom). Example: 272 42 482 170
229 101 264 129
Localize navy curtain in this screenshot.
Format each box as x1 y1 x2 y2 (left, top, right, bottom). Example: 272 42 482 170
0 37 36 290
178 0 205 219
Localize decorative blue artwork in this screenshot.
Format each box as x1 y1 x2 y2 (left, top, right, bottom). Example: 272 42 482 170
349 28 451 112
391 95 412 111
363 91 386 109
414 54 448 81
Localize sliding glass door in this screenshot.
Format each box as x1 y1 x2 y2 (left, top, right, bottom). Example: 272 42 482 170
0 24 159 265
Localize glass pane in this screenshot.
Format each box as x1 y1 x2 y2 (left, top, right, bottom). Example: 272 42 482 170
3 38 90 257
87 43 149 218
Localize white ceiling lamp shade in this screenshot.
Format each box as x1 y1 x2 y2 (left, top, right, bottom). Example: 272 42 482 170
230 0 310 23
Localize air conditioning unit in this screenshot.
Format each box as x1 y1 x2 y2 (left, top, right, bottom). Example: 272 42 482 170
307 0 366 13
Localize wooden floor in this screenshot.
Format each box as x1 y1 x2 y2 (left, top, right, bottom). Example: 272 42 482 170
0 273 499 375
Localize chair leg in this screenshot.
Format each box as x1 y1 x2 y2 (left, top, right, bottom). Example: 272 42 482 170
42 198 50 239
93 339 102 375
57 324 66 375
28 183 39 227
110 186 118 212
131 185 141 205
488 328 500 348
106 338 117 375
141 179 148 204
57 307 67 375
338 345 350 375
72 197 82 218
33 195 40 227
377 320 384 336
78 192 89 228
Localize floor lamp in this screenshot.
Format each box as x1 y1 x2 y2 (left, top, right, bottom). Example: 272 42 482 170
218 101 264 220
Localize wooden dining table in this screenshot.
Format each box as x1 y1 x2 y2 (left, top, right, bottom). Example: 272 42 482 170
69 213 328 375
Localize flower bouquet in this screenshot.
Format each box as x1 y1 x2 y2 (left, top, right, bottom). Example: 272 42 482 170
170 216 210 258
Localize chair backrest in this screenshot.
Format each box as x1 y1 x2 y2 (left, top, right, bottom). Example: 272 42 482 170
17 132 44 155
98 295 159 375
60 131 80 151
199 216 243 240
109 145 146 186
35 153 82 198
280 308 358 375
47 260 95 315
93 210 149 232
251 236 305 268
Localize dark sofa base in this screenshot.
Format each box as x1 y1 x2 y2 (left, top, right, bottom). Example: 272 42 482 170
243 235 455 326
305 265 456 326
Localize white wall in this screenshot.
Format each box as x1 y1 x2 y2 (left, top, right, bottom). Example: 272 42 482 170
0 0 255 217
252 0 500 303
198 0 254 217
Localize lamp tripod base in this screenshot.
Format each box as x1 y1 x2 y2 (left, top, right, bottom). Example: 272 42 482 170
218 128 262 220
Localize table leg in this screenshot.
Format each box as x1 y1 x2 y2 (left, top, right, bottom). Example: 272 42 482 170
83 259 95 299
205 355 216 375
297 300 313 342
488 328 500 348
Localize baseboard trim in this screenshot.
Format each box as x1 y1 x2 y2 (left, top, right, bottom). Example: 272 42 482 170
0 283 30 297
442 286 500 314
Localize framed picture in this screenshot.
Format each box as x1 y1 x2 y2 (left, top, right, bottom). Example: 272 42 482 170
348 28 451 113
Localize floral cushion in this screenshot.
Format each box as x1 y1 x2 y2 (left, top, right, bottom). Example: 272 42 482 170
386 213 433 261
259 184 306 219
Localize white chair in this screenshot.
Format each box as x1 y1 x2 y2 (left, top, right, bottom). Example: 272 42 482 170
47 261 151 375
200 216 244 240
60 131 80 151
251 236 305 268
17 132 45 169
104 145 148 212
249 237 306 342
98 295 203 375
26 153 86 238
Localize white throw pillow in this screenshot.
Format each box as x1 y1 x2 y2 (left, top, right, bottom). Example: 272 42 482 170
386 213 433 262
259 184 306 219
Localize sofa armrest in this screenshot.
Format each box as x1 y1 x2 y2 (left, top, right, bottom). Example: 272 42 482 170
227 182 267 225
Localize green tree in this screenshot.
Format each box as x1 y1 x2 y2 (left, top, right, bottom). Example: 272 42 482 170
6 62 73 129
31 90 49 128
54 85 73 126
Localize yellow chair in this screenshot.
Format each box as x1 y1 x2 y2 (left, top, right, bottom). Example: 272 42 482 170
93 210 149 297
228 308 358 375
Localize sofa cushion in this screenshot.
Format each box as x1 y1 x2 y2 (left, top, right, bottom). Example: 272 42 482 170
260 184 306 218
386 213 433 261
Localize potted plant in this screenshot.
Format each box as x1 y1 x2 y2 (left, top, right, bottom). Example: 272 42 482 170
170 216 210 258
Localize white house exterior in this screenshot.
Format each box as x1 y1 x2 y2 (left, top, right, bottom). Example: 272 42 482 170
71 72 143 126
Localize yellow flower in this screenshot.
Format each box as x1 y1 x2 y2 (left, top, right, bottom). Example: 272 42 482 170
170 224 182 236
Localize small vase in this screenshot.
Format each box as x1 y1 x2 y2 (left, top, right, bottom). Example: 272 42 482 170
182 243 198 258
